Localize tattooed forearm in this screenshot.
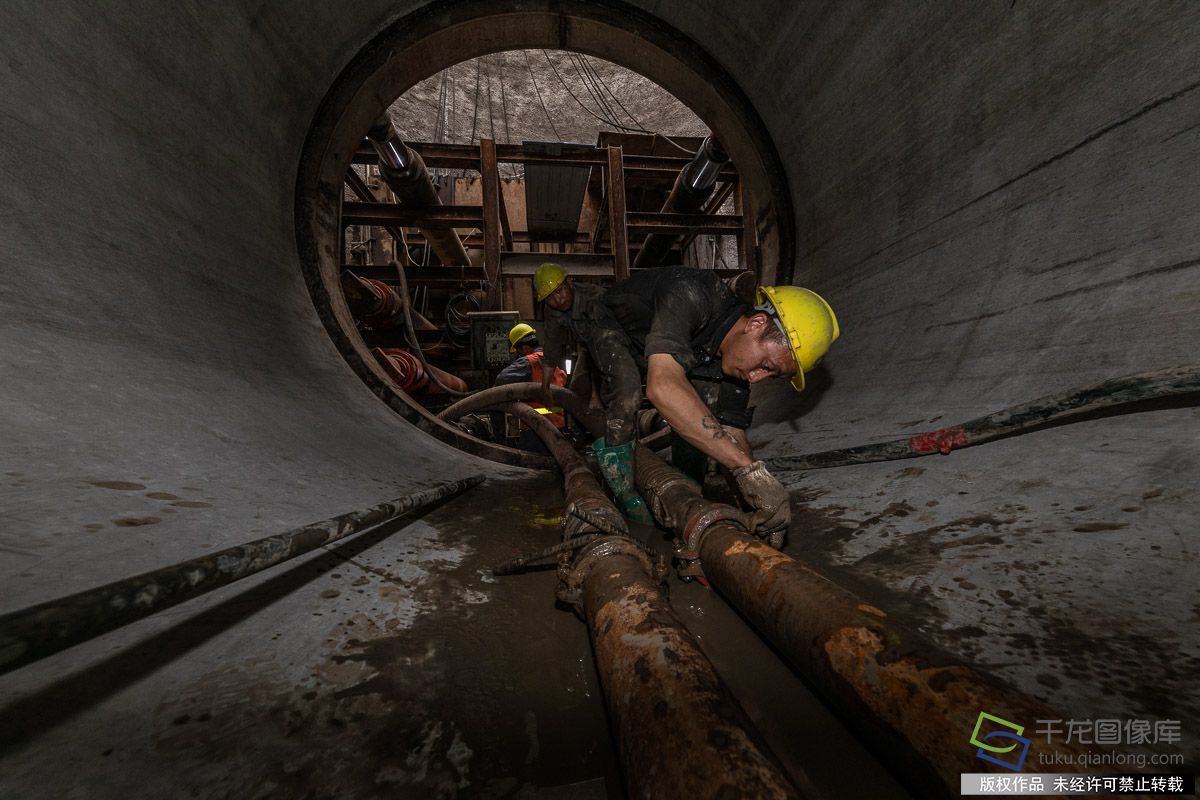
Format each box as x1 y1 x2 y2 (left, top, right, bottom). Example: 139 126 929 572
701 414 737 442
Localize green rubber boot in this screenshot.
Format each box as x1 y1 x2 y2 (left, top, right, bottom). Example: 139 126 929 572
593 438 653 524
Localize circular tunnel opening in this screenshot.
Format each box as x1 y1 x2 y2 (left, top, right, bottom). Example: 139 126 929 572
295 0 794 466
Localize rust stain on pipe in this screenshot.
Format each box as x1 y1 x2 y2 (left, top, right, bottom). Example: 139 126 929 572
513 410 805 797
636 447 1099 798
704 519 1098 797
582 552 804 800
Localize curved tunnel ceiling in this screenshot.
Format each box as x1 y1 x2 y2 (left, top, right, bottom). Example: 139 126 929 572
1 1 1197 796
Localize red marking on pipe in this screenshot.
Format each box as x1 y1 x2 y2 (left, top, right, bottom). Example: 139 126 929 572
908 426 969 455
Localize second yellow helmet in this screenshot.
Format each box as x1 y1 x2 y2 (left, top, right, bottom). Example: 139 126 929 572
507 322 537 352
534 262 568 301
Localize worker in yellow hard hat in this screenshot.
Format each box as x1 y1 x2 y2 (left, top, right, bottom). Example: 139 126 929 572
532 262 605 395
506 322 537 354
579 267 839 541
495 323 568 440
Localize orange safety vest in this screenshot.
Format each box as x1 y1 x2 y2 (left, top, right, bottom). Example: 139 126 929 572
526 351 567 429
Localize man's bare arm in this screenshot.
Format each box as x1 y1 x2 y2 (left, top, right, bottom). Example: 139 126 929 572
645 353 753 470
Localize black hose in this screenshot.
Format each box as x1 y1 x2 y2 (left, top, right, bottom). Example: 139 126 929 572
0 477 483 676
445 290 479 346
767 365 1200 473
438 382 606 441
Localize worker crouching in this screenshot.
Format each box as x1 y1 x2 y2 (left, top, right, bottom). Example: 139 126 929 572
579 266 839 543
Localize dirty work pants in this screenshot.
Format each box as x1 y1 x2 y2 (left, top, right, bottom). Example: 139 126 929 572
583 323 642 446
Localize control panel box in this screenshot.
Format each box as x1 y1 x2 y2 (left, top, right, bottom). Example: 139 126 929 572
468 310 520 371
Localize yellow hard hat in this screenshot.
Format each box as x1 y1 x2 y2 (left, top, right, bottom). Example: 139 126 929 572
508 322 537 352
756 286 840 392
534 262 568 301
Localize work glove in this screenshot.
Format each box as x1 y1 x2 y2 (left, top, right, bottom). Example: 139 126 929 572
732 460 791 546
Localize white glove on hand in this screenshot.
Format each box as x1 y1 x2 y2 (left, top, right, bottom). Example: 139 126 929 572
732 460 791 546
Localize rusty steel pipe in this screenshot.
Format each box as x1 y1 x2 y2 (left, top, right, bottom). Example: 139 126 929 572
501 402 620 536
437 382 605 441
579 551 805 800
0 477 483 676
634 448 1097 798
365 120 471 268
513 409 804 798
632 136 730 269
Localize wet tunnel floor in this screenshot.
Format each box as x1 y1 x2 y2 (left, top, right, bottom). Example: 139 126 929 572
0 475 911 799
267 475 914 800
354 474 917 799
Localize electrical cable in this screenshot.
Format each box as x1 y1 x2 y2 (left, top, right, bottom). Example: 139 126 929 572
468 57 482 143
582 54 647 131
447 70 457 144
576 53 699 156
523 49 562 141
766 365 1200 475
433 68 447 144
497 52 517 179
569 52 622 129
462 58 482 178
392 219 418 267
484 54 496 144
444 289 481 345
540 50 650 135
498 53 512 144
653 133 699 157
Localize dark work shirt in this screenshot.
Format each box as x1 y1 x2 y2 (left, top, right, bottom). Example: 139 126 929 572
494 354 535 386
595 267 748 371
593 267 754 428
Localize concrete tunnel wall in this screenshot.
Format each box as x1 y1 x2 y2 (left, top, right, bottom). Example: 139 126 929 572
1 1 1197 796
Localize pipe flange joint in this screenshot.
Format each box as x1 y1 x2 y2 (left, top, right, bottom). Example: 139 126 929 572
642 473 698 528
556 535 657 615
680 504 751 555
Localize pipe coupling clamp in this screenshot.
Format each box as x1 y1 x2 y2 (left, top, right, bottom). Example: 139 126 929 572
556 535 660 615
674 505 752 578
644 474 700 529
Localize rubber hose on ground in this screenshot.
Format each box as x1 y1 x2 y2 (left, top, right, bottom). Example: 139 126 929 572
767 365 1200 473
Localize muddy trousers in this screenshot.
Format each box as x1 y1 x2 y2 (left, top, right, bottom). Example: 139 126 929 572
582 324 643 447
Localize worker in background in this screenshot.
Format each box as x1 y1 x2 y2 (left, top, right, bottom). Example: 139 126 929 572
581 266 839 542
533 262 604 397
495 323 568 447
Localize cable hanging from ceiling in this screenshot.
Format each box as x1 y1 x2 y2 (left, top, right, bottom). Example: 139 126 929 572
539 50 697 156
497 52 519 179
579 53 696 159
523 49 562 142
